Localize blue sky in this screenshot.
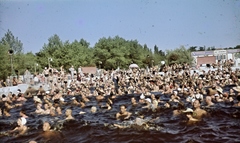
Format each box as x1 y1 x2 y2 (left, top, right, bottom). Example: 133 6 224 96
0 0 240 53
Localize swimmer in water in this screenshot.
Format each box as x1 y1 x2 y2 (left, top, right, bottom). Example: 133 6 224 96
91 106 97 113
8 117 28 136
193 99 207 120
41 121 64 143
183 108 199 123
65 109 75 120
116 105 132 120
35 103 45 114
43 121 52 132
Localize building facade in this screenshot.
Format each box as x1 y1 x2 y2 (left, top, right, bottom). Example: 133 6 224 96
191 49 240 66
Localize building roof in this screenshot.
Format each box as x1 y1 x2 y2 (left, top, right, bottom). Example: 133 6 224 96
81 67 97 74
191 49 240 56
191 51 214 56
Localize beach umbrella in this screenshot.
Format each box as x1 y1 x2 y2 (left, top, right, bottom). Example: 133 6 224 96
129 63 139 68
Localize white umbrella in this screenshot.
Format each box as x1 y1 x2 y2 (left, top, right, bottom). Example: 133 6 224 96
129 63 139 68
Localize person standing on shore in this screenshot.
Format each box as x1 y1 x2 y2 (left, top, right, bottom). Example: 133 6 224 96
43 67 49 84
69 65 75 80
24 69 31 84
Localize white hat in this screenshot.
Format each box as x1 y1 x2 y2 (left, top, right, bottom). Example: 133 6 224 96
183 108 193 113
145 98 151 103
34 98 42 103
140 93 145 99
20 117 27 125
46 91 50 94
173 91 178 94
60 97 65 102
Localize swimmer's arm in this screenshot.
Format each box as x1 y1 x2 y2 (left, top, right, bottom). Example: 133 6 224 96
116 113 120 120
6 103 14 109
15 104 22 107
18 126 28 135
142 106 148 109
203 110 208 116
113 124 127 129
79 111 86 114
124 112 132 119
9 127 19 133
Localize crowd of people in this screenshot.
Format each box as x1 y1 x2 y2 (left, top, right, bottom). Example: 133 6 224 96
1 63 240 141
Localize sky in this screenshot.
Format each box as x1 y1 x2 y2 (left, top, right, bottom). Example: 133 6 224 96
0 0 240 54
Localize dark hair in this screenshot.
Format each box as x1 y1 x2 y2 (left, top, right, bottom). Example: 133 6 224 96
237 95 240 101
55 89 59 94
195 99 202 104
54 99 60 104
18 93 22 97
20 109 26 115
120 104 127 109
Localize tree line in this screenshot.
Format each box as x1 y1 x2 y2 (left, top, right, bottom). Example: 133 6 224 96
0 29 239 80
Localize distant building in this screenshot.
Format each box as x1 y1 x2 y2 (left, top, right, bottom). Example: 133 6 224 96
81 67 97 74
191 49 240 66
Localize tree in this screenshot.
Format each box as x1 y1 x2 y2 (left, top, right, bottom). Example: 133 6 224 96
79 38 90 48
234 45 240 49
0 44 10 79
154 45 158 54
188 46 197 52
199 46 205 51
36 35 94 71
166 46 193 65
0 30 24 78
0 29 23 54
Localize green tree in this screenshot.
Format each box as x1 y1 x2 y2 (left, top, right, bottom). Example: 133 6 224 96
166 46 193 65
0 44 10 79
199 46 205 51
234 45 240 49
188 46 197 52
0 29 23 54
0 30 24 78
